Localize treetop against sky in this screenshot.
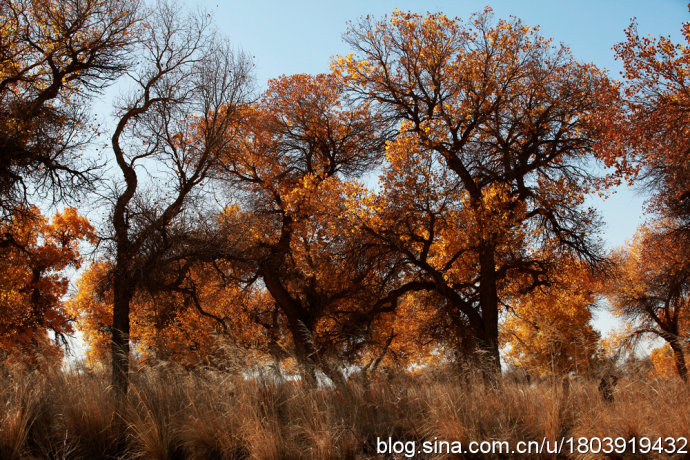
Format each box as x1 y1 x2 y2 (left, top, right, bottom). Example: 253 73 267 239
174 0 685 252
171 1 686 342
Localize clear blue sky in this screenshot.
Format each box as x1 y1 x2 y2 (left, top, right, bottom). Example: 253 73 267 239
195 0 686 86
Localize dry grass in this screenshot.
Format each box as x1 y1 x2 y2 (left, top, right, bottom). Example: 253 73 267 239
0 363 688 459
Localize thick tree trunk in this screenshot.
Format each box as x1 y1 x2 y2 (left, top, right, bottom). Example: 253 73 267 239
670 340 688 382
286 315 346 388
478 246 501 379
261 252 345 388
287 318 319 387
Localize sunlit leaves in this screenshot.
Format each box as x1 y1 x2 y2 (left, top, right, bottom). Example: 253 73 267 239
0 207 95 366
335 9 615 373
501 257 601 376
68 260 273 367
610 8 690 226
605 220 689 380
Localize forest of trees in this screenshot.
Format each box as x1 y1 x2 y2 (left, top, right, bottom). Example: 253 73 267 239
1 0 688 397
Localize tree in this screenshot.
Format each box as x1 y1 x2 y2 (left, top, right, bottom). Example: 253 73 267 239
501 256 601 377
333 9 618 376
0 206 95 367
67 258 273 368
605 221 689 381
597 2 690 384
105 1 251 394
609 7 690 231
359 289 471 376
220 73 393 385
0 0 140 219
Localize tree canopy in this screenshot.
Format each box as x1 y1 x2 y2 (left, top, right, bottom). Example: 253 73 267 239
332 8 617 376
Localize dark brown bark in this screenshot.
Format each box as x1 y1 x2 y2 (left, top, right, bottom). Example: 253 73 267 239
478 246 501 377
111 268 133 394
262 258 347 388
670 339 688 382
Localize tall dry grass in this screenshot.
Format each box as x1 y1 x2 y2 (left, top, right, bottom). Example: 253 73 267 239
0 362 688 459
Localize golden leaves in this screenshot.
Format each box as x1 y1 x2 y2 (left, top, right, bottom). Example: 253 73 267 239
607 9 690 221
602 219 689 378
501 257 600 376
69 261 274 367
0 206 95 366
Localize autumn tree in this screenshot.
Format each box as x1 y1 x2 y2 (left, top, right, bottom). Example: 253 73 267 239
649 344 690 378
358 289 470 377
334 9 618 376
501 256 601 377
104 1 252 394
0 0 140 219
599 10 690 382
0 206 95 367
219 73 394 385
611 7 690 231
68 256 273 368
605 222 689 381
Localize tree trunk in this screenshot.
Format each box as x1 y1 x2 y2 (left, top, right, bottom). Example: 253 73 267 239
111 268 132 395
289 320 319 387
287 316 346 388
478 246 501 379
670 340 688 382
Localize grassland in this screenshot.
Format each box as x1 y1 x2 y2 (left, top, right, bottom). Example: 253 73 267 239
1 363 688 459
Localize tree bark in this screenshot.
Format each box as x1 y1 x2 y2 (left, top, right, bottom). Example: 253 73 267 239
111 268 133 395
478 246 501 379
670 339 688 382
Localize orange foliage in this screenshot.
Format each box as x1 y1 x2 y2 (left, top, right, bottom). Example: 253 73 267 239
334 8 618 374
649 345 688 378
501 257 601 376
20 7 689 384
0 207 95 366
610 6 690 224
605 220 689 380
67 260 273 367
219 73 392 380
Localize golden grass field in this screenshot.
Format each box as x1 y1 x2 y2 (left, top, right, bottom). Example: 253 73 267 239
1 362 688 459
